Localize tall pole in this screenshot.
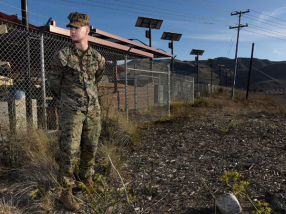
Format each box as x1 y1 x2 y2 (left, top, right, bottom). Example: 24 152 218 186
196 55 199 97
40 18 52 131
211 63 213 93
217 65 225 87
230 10 249 99
124 54 128 121
208 59 216 94
224 68 230 87
246 43 255 99
171 40 174 73
148 24 153 71
21 0 28 28
167 64 171 116
21 0 33 127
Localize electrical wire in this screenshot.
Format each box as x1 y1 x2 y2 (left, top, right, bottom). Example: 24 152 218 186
0 15 42 31
0 9 45 25
110 0 233 23
2 0 286 41
244 14 286 29
249 24 286 38
62 0 231 26
86 0 234 25
226 28 236 57
158 0 229 13
251 9 286 23
0 1 68 25
243 28 286 41
2 0 286 61
252 66 286 86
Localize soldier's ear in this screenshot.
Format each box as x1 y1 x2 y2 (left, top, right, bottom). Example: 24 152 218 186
86 26 90 35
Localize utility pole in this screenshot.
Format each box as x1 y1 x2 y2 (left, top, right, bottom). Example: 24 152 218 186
246 43 255 99
230 9 250 99
217 64 225 87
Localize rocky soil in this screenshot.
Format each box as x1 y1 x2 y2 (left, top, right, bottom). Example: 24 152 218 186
125 94 286 214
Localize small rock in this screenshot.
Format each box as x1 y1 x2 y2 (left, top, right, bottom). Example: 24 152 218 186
215 193 242 214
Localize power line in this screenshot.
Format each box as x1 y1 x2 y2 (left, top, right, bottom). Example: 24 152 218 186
86 0 233 25
170 0 231 12
0 15 41 30
0 1 68 25
87 0 286 41
62 0 231 26
110 0 233 24
2 0 285 42
249 24 286 38
0 9 45 25
226 28 236 57
251 9 286 23
158 0 230 13
244 14 286 29
252 67 286 86
197 0 286 24
244 28 286 41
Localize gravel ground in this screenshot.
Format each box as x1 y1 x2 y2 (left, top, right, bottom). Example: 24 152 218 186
125 94 286 214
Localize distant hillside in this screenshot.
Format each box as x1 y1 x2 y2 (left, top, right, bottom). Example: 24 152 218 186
126 57 286 91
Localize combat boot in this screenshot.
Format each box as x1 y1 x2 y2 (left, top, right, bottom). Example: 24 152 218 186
59 186 80 211
81 176 104 194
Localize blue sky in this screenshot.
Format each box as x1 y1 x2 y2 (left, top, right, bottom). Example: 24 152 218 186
2 0 286 61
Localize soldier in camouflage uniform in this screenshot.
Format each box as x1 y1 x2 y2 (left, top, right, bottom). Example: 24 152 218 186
48 12 105 211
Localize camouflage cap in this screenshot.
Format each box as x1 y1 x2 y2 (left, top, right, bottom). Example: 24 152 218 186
66 12 89 28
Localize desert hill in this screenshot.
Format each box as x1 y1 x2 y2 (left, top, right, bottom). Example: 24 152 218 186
126 57 286 91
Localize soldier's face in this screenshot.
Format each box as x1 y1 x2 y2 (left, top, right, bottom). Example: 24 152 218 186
70 26 89 43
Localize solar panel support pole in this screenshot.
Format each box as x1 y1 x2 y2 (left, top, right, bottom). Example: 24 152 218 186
196 56 199 97
167 64 171 117
148 24 153 71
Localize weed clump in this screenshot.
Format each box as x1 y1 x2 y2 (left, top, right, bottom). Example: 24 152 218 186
192 97 210 108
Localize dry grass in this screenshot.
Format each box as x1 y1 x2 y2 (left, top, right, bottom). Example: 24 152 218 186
0 108 139 213
0 124 59 213
0 90 285 213
193 90 285 117
0 198 21 214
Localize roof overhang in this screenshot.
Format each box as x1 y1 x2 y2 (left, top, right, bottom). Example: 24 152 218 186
47 23 172 60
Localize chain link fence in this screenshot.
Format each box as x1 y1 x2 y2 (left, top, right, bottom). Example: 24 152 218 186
0 21 195 133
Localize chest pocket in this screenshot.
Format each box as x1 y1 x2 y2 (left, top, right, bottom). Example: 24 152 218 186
87 59 99 74
65 60 84 85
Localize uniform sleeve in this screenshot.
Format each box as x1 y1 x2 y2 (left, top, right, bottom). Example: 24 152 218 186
47 51 64 99
95 54 105 83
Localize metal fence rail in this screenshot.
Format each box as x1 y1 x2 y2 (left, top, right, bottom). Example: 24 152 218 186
0 21 195 133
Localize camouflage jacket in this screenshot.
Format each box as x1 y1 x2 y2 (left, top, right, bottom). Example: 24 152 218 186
48 44 105 111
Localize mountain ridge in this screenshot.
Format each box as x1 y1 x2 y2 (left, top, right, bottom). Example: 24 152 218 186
153 57 286 90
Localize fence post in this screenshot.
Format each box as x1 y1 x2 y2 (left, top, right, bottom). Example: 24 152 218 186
134 72 138 113
167 64 171 117
124 53 128 121
147 81 149 108
40 33 47 131
192 77 195 103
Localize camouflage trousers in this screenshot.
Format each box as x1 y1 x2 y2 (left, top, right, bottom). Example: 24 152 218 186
58 109 101 187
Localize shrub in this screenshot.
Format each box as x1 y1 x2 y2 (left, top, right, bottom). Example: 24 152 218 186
192 97 210 108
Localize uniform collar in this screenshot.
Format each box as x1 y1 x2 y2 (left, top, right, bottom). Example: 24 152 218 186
72 43 92 56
